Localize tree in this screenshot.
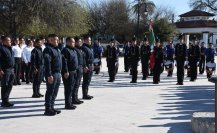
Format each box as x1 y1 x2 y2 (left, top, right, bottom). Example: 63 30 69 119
189 0 217 13
0 0 92 37
88 0 133 42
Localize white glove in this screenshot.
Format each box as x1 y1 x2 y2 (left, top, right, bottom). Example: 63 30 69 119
197 62 199 66
184 61 189 66
174 61 177 66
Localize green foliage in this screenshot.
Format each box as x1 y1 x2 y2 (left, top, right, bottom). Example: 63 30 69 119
153 18 178 42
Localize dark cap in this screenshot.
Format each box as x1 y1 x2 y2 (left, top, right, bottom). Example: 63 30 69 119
132 37 137 41
178 34 184 39
192 35 197 40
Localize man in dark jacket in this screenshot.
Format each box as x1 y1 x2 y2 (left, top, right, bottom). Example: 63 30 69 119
129 37 140 83
61 37 78 110
43 34 62 116
82 36 94 100
31 39 44 98
0 36 15 107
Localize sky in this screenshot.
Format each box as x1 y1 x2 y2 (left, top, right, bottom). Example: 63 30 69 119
86 0 191 17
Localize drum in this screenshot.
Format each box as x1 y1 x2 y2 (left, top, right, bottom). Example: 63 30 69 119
206 62 216 71
164 60 173 70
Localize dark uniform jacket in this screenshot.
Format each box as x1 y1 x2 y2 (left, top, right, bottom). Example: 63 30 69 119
31 46 44 71
61 46 78 73
140 45 151 61
188 45 201 62
175 43 187 61
75 46 85 67
82 43 94 67
106 45 119 63
154 46 164 65
0 45 15 71
129 45 140 64
43 44 62 77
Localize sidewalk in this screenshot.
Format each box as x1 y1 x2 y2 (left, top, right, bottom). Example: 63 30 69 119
0 58 214 133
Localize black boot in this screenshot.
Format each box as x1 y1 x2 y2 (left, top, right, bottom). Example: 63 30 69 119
1 101 14 107
65 105 77 110
82 88 93 100
44 107 56 116
51 106 61 114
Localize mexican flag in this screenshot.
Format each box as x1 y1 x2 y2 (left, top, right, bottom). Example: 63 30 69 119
149 19 155 70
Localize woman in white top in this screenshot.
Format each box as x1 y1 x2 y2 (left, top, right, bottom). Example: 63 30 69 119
12 38 22 85
22 39 34 84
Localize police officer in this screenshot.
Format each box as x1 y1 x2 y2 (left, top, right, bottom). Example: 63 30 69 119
153 39 164 84
93 37 103 74
140 37 151 80
205 43 216 78
123 41 130 72
106 39 119 82
31 39 44 98
73 37 84 104
82 36 94 100
43 34 62 116
61 37 78 110
188 36 201 81
199 42 206 74
0 36 15 107
165 39 175 77
175 35 187 85
129 37 140 83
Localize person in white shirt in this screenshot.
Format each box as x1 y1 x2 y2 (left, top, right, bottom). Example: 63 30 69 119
19 37 27 82
22 39 34 84
12 38 22 85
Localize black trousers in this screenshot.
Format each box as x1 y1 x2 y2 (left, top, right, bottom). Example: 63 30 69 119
63 71 77 106
73 66 83 101
199 55 205 74
82 65 93 96
153 63 161 83
124 55 129 72
25 63 31 83
21 61 26 81
32 67 43 95
1 69 14 103
131 62 138 82
189 59 198 80
176 60 185 84
107 61 116 81
45 73 61 108
14 58 21 84
141 59 149 78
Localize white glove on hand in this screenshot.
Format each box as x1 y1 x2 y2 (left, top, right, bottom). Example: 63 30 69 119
184 61 189 66
174 61 177 66
197 62 199 66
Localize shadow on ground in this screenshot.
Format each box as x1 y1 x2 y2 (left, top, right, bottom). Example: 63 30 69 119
138 84 215 133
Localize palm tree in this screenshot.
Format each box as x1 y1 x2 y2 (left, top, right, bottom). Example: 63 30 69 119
132 0 156 16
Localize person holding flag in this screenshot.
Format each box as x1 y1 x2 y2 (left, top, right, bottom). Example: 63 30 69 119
148 19 155 76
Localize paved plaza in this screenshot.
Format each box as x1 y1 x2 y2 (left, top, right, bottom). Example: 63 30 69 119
0 58 214 133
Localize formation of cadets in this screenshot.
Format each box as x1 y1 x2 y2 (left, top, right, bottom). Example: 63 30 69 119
0 34 216 116
121 34 216 85
0 34 96 116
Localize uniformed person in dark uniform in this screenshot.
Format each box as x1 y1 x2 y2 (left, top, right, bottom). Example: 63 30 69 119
153 39 164 84
175 35 187 85
82 36 94 100
199 42 206 74
205 43 216 78
140 37 151 80
73 37 84 104
0 36 15 107
123 41 130 72
31 39 44 98
188 36 201 81
129 37 140 83
165 39 175 77
61 37 78 110
43 34 62 116
106 39 119 82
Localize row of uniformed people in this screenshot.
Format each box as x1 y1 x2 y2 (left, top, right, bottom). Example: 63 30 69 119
121 35 216 85
0 35 95 116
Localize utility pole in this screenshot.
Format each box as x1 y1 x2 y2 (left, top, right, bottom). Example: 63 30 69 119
136 0 140 40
